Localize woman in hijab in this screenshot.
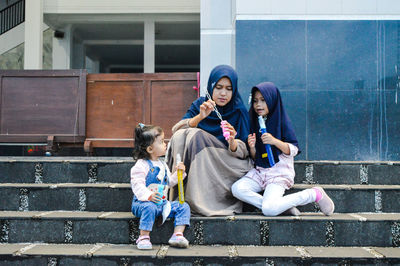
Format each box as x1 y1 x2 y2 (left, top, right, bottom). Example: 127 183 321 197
166 65 253 216
231 82 335 217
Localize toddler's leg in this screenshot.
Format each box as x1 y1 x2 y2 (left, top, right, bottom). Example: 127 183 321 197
131 201 162 250
168 201 190 228
168 202 190 248
231 177 263 209
132 201 161 232
262 184 316 216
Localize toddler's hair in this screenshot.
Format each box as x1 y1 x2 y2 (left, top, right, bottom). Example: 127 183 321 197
133 124 163 160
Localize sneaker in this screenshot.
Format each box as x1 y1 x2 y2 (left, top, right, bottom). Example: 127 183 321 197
283 207 301 216
136 235 152 250
314 187 335 216
168 233 189 248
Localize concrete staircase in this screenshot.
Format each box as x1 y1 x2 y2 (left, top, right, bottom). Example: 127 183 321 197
0 157 399 265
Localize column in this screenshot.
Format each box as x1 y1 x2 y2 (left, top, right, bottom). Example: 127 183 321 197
144 20 155 73
24 0 43 69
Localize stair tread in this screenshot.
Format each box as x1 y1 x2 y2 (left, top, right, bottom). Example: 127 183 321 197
0 211 399 221
1 183 400 190
0 243 399 259
1 157 399 164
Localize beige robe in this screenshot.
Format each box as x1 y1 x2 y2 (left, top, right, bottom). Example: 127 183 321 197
166 119 253 216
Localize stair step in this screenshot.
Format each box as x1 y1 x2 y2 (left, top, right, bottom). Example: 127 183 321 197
0 243 399 265
0 211 399 247
1 183 399 213
1 157 399 185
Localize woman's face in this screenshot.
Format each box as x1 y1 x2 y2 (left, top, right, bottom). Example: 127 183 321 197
212 77 233 107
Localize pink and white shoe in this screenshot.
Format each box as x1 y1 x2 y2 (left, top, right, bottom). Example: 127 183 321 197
136 235 152 250
168 233 189 248
314 187 335 216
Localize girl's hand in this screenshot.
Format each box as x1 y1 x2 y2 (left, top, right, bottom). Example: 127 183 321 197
247 133 256 148
199 100 215 119
176 162 186 172
261 133 277 145
149 192 162 203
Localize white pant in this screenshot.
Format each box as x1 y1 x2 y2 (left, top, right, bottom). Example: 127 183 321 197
232 177 316 216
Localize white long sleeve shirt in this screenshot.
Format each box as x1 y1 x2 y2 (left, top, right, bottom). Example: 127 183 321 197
130 159 186 201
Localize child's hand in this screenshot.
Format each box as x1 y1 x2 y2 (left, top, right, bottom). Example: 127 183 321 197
261 133 277 145
177 162 186 173
247 133 256 148
149 192 163 203
199 100 215 119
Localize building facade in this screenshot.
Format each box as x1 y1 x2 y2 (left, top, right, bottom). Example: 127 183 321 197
1 0 399 160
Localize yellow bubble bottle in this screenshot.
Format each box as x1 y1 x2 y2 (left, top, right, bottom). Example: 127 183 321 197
176 154 185 204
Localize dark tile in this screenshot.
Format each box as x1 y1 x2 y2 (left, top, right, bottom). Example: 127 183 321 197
237 20 306 94
8 220 64 243
96 163 133 183
269 220 326 246
308 91 379 161
335 221 391 246
307 20 378 91
313 164 360 184
0 162 35 183
281 91 307 160
382 190 400 212
368 165 400 185
203 219 260 245
29 188 80 211
73 220 130 244
236 20 400 161
43 162 88 183
85 188 132 212
0 188 20 211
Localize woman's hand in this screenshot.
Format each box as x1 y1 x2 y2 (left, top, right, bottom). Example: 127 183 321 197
261 133 277 146
149 192 162 203
222 121 238 151
247 133 256 148
199 100 215 119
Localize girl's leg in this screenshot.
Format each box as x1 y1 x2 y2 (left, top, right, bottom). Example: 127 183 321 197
231 177 263 209
131 201 161 250
132 201 161 232
168 202 190 248
262 184 316 216
168 201 190 229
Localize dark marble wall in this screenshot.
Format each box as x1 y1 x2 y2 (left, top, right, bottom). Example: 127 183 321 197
236 20 400 161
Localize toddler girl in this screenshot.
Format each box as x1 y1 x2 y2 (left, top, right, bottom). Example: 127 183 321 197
131 123 190 249
232 82 334 216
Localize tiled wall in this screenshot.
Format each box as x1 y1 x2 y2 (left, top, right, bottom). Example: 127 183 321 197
236 20 400 161
0 28 53 70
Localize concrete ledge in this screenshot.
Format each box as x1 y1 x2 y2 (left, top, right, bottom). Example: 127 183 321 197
1 183 399 212
0 243 399 265
0 212 399 246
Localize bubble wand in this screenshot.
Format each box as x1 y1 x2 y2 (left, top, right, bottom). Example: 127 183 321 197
258 115 275 167
176 153 185 204
205 90 230 140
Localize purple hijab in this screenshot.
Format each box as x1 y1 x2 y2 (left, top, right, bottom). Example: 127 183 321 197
249 82 300 168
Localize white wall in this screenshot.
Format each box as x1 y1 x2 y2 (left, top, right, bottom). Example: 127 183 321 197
43 0 199 13
235 0 400 19
200 0 235 94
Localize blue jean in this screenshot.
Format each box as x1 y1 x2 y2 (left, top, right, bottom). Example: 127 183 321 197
131 200 191 231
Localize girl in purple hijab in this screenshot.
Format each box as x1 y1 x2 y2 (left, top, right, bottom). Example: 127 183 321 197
232 82 335 216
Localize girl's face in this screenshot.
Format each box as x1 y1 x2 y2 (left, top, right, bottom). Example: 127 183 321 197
148 131 166 159
212 77 233 107
253 90 269 116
